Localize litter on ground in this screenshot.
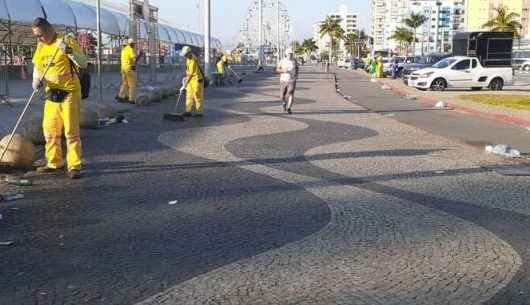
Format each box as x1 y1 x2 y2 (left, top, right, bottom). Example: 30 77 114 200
0 241 14 246
485 144 521 158
434 101 448 109
168 200 178 205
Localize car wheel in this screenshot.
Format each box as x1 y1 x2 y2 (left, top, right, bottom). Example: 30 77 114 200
430 78 447 91
489 78 504 91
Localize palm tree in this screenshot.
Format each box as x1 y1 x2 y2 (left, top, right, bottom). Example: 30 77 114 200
319 16 345 63
293 41 304 57
483 5 523 38
390 27 414 56
302 38 318 60
343 32 359 57
404 12 427 55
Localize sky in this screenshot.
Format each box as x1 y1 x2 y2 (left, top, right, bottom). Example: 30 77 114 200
97 0 371 47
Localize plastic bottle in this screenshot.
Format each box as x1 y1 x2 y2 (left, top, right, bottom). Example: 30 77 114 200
3 177 33 186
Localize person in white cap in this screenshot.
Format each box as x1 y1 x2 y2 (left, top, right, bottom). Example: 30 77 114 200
116 38 138 104
180 46 205 117
275 48 299 114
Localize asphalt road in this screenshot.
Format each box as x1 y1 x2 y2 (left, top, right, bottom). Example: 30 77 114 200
336 69 530 154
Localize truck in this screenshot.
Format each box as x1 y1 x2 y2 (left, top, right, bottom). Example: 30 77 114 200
408 32 514 91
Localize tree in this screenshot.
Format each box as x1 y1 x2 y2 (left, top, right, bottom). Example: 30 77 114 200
483 5 523 38
343 32 360 57
390 27 414 56
293 41 305 57
319 16 345 63
404 12 427 55
302 38 318 59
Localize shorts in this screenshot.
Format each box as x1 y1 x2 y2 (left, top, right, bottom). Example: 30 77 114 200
280 80 296 101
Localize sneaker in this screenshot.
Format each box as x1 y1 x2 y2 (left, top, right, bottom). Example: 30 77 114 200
287 108 292 114
36 166 64 174
67 169 81 180
282 103 287 112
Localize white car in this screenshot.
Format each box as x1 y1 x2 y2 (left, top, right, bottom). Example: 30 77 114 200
337 59 353 69
408 56 513 91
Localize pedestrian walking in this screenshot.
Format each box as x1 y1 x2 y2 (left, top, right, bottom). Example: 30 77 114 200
390 56 399 79
276 48 299 114
376 56 384 78
180 46 205 117
116 39 138 104
31 18 87 179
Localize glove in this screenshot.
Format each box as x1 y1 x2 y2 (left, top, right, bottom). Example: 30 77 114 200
32 78 43 91
58 40 72 54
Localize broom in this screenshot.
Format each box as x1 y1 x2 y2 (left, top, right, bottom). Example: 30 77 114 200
163 88 186 121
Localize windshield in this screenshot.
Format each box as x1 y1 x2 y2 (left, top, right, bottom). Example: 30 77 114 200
432 58 458 69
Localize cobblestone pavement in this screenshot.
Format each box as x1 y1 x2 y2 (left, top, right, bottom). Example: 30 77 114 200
1 66 530 305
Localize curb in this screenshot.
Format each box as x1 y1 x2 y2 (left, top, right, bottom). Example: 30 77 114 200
356 71 530 129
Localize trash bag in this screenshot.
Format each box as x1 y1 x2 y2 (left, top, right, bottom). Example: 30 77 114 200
0 134 35 168
135 94 151 107
80 106 100 129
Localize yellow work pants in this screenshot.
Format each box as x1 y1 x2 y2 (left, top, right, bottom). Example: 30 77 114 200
118 69 137 101
185 80 204 114
43 90 82 171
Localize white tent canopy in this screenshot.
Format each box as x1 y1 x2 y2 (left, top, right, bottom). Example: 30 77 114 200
1 0 45 24
0 0 222 49
41 0 77 28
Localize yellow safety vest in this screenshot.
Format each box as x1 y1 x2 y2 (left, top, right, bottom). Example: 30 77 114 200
121 45 136 71
186 56 203 83
32 35 81 92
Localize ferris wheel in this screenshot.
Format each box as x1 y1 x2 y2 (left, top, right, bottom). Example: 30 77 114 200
237 0 292 60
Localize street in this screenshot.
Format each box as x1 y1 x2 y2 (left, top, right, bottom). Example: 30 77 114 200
1 66 530 305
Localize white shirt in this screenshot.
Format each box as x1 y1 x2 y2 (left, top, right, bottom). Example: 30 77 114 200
278 58 297 82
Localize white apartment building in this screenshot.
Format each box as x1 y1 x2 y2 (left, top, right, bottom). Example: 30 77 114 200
371 0 467 55
314 5 360 57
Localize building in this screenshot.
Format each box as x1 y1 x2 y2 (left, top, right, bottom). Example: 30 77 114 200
371 0 465 55
314 5 360 58
465 0 530 39
371 0 406 51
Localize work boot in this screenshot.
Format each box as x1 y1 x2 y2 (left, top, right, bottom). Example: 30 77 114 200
67 169 81 180
36 166 64 174
115 96 128 103
287 108 292 115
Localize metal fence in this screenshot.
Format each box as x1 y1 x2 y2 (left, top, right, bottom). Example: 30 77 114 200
0 46 10 106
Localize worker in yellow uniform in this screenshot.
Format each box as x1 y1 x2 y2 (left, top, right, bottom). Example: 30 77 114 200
216 53 227 86
31 18 87 179
116 38 137 104
180 46 204 117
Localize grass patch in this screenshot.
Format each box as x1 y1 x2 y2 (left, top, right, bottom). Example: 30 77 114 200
459 95 530 111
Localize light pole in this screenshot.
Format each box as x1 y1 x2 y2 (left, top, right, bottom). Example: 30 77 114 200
204 0 211 79
96 0 102 104
258 0 263 69
276 0 280 62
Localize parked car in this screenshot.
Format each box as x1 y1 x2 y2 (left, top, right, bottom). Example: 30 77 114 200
337 58 353 69
513 50 530 71
407 56 513 91
402 53 451 84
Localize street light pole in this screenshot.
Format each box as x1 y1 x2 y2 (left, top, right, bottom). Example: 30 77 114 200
258 0 263 68
276 0 280 63
204 0 211 78
96 0 102 104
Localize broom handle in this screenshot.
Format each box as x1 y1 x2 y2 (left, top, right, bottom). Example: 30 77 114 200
0 46 61 164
